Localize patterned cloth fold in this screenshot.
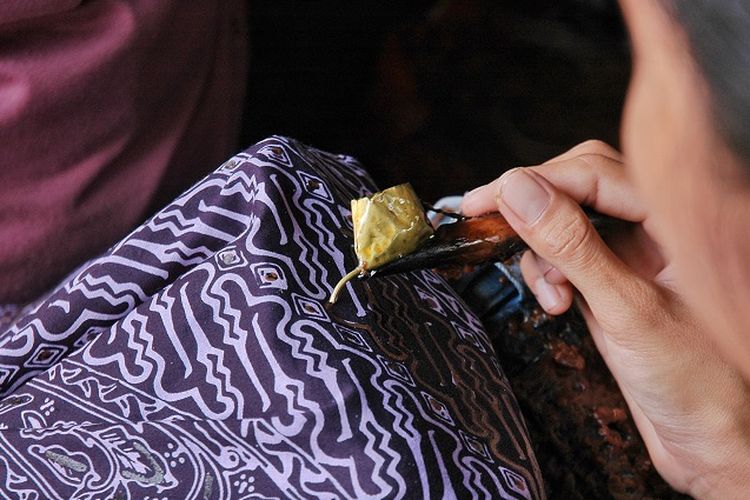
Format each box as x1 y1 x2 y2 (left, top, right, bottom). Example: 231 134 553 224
0 137 543 499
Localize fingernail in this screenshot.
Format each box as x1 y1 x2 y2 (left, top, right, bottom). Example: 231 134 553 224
498 169 550 224
535 278 561 311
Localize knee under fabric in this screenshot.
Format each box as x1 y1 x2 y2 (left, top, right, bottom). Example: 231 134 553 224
0 137 542 499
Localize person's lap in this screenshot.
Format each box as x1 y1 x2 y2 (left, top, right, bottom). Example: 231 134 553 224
0 137 542 498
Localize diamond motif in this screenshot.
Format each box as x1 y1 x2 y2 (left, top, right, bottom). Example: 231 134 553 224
460 430 492 462
297 171 333 202
416 287 445 315
251 263 288 290
335 325 371 351
421 392 454 425
293 295 329 322
25 344 66 368
216 246 247 270
219 158 240 172
378 356 415 386
452 322 487 353
500 466 530 497
258 144 292 166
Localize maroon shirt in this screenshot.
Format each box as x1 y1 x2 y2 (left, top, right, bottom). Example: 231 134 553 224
0 0 247 303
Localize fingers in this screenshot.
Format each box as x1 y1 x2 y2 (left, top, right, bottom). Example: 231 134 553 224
530 156 645 222
494 167 652 324
542 139 622 164
461 139 664 339
528 253 568 285
520 251 573 315
461 140 645 222
461 181 504 216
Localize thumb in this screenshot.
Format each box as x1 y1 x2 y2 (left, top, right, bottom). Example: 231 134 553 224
496 168 652 325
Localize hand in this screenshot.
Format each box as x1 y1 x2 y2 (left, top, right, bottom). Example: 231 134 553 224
462 140 750 499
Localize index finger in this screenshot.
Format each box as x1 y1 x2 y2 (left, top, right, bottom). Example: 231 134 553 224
542 139 623 164
461 155 646 222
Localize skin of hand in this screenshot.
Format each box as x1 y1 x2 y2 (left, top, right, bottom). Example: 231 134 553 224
462 1 750 497
462 142 750 498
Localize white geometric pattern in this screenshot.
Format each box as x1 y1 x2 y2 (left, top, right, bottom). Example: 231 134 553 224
0 137 542 498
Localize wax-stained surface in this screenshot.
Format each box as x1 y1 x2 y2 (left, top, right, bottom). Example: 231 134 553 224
0 137 542 498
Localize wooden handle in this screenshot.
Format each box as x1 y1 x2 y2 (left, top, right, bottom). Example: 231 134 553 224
369 209 628 277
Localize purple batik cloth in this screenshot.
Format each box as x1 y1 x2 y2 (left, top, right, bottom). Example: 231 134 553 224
0 137 543 499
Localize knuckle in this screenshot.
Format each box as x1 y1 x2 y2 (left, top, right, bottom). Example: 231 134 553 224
577 153 608 168
541 212 594 262
576 153 622 175
578 139 616 156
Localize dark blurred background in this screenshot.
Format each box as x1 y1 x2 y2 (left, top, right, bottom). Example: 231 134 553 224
241 0 630 201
